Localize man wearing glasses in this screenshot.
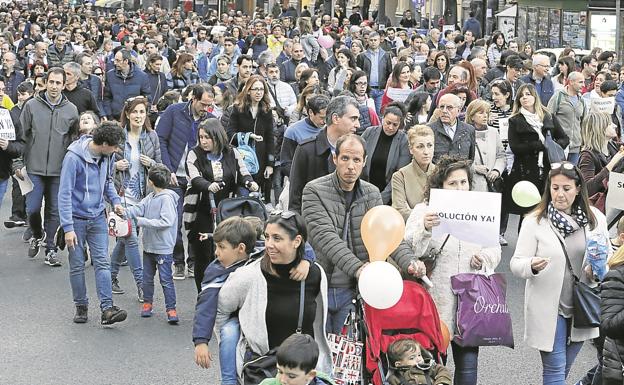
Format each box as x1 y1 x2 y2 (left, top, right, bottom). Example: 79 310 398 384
103 48 151 121
520 54 555 106
428 93 476 163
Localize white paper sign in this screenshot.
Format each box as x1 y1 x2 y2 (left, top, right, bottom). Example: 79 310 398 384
607 171 624 211
0 108 15 140
590 97 615 115
15 167 33 195
429 189 501 247
497 118 509 142
386 87 413 103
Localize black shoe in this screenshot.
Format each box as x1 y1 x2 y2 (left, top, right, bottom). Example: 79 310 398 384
4 218 25 228
22 227 32 243
101 306 127 325
120 257 128 266
73 305 88 323
44 250 62 267
28 233 46 258
173 265 185 280
112 278 125 294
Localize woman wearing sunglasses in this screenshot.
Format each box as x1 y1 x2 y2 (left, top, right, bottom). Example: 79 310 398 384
215 210 331 381
511 161 610 384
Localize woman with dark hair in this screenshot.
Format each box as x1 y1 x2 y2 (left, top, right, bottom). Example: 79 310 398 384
227 75 275 200
487 32 506 67
110 96 162 298
511 161 609 384
184 118 259 290
405 92 432 127
362 102 411 204
168 52 200 90
298 68 320 95
448 84 473 120
434 51 450 85
145 53 169 125
405 155 501 385
381 62 415 112
506 83 569 219
231 26 246 51
215 210 332 377
522 42 534 60
249 33 268 61
328 48 358 96
290 84 327 123
553 56 576 92
349 70 381 134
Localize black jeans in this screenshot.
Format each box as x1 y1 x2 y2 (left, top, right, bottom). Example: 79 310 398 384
169 180 192 269
189 236 215 293
11 176 26 220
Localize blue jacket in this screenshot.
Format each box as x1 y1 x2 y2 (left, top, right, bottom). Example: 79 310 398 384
463 17 482 39
103 63 151 119
156 101 210 176
126 189 179 255
58 136 121 233
520 74 555 106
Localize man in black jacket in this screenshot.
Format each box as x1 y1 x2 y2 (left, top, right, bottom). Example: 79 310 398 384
288 95 360 212
63 62 102 118
279 42 309 84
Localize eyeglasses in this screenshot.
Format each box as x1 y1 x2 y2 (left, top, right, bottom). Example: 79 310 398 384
250 87 264 92
551 162 575 171
270 210 297 220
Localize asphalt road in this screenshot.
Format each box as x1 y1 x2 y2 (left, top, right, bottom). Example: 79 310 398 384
0 185 597 385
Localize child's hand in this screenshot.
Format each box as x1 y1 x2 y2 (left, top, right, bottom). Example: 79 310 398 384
194 343 213 369
198 233 209 241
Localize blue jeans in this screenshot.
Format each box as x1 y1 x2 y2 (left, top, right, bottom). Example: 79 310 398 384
26 174 60 252
110 218 143 285
219 317 240 385
369 88 384 116
451 341 479 385
67 212 113 311
142 252 176 310
540 315 584 385
326 287 355 334
0 177 8 211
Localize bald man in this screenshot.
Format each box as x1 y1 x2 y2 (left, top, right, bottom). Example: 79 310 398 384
471 58 488 97
547 71 587 164
520 54 555 105
427 93 476 162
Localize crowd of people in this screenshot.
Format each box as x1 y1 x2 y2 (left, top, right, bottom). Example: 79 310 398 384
4 0 624 384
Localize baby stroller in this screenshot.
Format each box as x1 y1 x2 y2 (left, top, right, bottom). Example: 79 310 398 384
361 280 447 385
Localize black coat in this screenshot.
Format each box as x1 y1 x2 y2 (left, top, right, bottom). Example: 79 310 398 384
505 112 569 214
600 265 624 384
288 128 334 213
0 106 24 179
226 105 275 174
63 85 100 116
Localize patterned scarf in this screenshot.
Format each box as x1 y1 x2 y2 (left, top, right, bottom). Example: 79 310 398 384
548 202 588 238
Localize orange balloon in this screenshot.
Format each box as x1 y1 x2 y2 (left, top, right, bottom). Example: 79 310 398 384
440 320 451 351
361 206 405 262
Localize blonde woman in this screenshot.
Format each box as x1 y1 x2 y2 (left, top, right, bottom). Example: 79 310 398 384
298 17 320 63
465 100 505 193
391 125 436 221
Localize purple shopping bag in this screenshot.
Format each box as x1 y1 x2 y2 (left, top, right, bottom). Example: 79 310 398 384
451 272 514 348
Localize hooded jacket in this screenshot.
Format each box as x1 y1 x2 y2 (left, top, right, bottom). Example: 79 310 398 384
126 188 179 255
21 91 79 176
58 136 121 233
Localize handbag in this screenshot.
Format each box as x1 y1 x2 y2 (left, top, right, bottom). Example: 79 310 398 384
420 235 450 278
327 311 364 385
241 279 305 385
107 210 132 238
475 142 504 193
451 269 514 348
556 237 601 328
544 130 566 163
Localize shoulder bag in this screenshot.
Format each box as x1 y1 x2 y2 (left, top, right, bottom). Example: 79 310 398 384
544 130 566 164
556 236 601 328
420 234 450 278
475 142 504 193
241 279 306 385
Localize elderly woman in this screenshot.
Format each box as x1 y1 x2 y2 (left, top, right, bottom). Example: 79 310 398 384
511 162 610 384
361 103 411 204
405 155 501 385
465 99 505 193
392 125 436 221
215 211 331 381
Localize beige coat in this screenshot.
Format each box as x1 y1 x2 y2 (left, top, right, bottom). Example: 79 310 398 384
391 161 435 221
510 207 609 352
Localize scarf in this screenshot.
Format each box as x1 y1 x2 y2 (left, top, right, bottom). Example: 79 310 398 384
548 202 588 238
520 107 545 167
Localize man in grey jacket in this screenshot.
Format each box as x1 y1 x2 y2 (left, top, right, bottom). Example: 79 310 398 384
428 94 476 163
302 134 417 334
21 67 79 266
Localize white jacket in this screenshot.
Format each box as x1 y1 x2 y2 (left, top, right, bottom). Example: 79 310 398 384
510 206 610 351
405 203 502 331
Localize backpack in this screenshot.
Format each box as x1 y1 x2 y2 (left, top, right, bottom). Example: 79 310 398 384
236 132 260 175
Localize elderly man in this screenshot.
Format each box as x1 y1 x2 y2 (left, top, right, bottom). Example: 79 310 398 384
471 58 488 97
302 133 419 334
520 54 554 106
428 93 475 162
289 95 360 213
547 71 586 165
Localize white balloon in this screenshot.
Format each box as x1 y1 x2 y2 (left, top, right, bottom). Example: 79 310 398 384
358 261 404 309
512 180 542 208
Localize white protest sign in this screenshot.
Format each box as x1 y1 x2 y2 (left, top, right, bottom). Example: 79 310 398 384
429 189 501 247
0 108 15 140
590 97 615 115
497 118 509 142
386 87 413 103
607 171 624 211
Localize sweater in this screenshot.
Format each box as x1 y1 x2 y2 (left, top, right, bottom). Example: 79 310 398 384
125 189 179 254
391 161 435 222
280 118 322 177
215 259 332 377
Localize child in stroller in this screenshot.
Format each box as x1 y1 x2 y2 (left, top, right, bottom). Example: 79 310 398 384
386 338 451 385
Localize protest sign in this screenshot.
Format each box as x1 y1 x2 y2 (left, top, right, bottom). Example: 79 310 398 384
0 108 15 140
497 118 509 142
607 171 624 211
429 189 501 247
386 87 413 103
590 97 615 115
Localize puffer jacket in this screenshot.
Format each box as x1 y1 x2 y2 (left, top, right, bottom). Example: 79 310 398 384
112 129 162 197
301 172 415 280
20 91 79 176
600 264 624 384
47 43 75 67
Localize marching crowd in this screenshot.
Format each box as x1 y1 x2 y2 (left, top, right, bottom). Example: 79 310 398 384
4 0 624 384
